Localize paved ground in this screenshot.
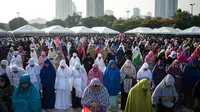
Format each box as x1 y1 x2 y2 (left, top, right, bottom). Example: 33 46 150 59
42 108 124 112
43 108 194 112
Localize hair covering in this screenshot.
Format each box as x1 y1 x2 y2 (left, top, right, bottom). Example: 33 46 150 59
12 75 41 112
94 53 106 73
30 48 38 63
110 44 116 55
0 73 11 88
95 46 103 55
38 51 47 67
88 64 103 85
55 60 71 90
124 79 152 112
152 75 178 108
1 60 8 65
145 51 156 63
28 58 35 65
132 46 143 60
120 60 136 93
167 60 181 77
151 60 167 91
40 58 56 109
103 60 120 96
168 51 177 59
187 47 200 62
81 78 110 111
137 63 152 82
177 52 187 63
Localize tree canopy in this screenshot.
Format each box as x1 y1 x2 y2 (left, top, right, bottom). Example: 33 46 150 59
9 17 28 30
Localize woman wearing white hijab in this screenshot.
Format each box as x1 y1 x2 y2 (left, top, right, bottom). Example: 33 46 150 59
132 46 143 60
71 63 87 108
152 75 178 112
25 58 41 89
94 54 106 73
48 47 57 63
10 51 23 68
137 63 152 82
55 60 72 109
10 65 26 87
69 53 81 68
0 60 11 76
117 43 125 52
30 48 38 65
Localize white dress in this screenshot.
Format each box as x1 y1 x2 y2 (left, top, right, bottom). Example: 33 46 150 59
94 59 106 73
25 64 41 90
54 66 72 109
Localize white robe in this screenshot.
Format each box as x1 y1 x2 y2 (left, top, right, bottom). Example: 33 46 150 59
30 50 38 63
137 64 152 82
71 67 87 98
69 57 81 68
10 68 26 87
25 64 41 89
94 58 106 73
55 66 72 109
10 55 23 68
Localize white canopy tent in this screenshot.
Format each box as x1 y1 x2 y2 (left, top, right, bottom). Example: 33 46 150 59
12 25 45 35
152 27 177 34
0 29 8 35
91 27 120 34
180 26 200 35
70 26 98 34
124 27 153 34
44 25 74 34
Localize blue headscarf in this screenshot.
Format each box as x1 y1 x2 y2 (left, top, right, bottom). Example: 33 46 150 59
12 75 41 112
40 58 56 88
110 44 116 55
183 60 200 90
103 60 120 96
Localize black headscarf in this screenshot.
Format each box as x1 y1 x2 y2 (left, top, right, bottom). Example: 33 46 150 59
0 73 11 88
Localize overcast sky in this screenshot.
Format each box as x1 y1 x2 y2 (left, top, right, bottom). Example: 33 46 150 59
0 0 199 23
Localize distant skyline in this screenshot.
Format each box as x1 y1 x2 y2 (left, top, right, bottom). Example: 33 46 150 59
0 0 200 23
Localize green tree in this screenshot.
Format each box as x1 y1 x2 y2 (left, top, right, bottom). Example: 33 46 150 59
31 23 46 29
81 17 103 28
173 9 192 29
0 23 5 30
9 17 28 30
46 19 66 27
65 13 81 27
97 15 117 28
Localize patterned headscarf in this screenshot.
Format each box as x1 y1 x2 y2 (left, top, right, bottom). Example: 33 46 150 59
81 78 110 107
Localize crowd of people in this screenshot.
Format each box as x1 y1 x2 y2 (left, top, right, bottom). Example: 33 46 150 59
0 35 200 112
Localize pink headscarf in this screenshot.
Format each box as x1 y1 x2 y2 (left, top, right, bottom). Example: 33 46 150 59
95 46 102 55
177 52 187 63
187 47 200 62
145 51 156 63
87 64 103 85
38 51 47 67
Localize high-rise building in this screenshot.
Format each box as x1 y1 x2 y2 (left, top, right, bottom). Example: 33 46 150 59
56 0 73 20
72 2 77 14
133 8 141 17
104 9 114 15
155 0 178 18
86 0 104 17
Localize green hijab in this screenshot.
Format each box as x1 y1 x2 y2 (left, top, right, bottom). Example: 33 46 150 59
124 79 152 112
132 54 143 65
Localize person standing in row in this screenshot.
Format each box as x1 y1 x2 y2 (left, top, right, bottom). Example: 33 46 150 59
104 60 120 111
54 60 71 110
40 58 56 110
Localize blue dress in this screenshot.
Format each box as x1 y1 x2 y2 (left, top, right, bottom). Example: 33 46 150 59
12 75 42 112
40 58 56 109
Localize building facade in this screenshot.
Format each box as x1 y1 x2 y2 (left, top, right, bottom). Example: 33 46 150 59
133 8 141 17
56 0 73 20
155 0 178 18
86 0 104 17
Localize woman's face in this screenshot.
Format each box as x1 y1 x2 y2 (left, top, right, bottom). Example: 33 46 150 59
92 85 100 92
0 79 6 88
21 82 28 88
1 65 6 69
166 84 172 88
110 64 115 69
44 63 49 67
